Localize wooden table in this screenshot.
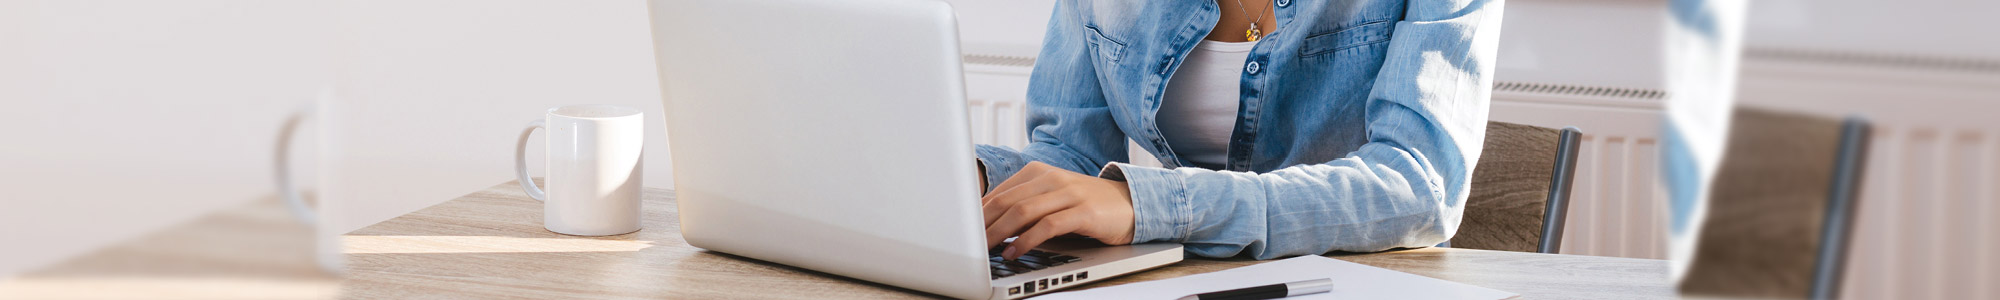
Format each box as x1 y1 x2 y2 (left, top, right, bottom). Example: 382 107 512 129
343 180 1673 299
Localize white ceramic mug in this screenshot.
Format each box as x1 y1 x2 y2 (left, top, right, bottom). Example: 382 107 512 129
514 105 645 236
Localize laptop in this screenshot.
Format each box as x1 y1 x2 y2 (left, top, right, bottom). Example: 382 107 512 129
644 0 1182 298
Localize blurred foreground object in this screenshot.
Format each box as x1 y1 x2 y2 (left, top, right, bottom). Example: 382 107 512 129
1678 107 1867 299
1659 0 1747 280
0 198 341 299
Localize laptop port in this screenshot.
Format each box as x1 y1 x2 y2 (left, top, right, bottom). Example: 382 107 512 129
1024 282 1035 294
1008 286 1020 295
1038 278 1048 289
1077 271 1088 280
1062 274 1074 283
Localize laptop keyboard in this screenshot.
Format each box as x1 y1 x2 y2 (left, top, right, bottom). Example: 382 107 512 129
989 247 1081 279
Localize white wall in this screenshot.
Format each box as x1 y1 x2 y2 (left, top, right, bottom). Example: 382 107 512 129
946 0 1056 56
326 0 668 234
1746 0 2000 59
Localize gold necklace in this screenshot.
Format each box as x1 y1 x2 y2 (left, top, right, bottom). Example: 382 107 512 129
1233 0 1271 41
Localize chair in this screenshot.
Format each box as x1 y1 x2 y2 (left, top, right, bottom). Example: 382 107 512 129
1451 121 1583 254
1678 107 1870 300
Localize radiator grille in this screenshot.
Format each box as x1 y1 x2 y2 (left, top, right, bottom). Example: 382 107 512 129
1493 81 1666 100
1747 47 2000 73
963 54 1036 68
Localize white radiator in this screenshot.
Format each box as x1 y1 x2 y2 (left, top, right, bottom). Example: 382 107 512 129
963 54 1035 151
1737 47 2000 299
1489 83 1668 260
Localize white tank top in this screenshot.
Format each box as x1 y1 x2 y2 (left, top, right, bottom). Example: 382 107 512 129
1157 39 1255 169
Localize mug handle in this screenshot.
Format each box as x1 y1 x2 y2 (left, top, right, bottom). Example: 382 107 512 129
275 108 317 225
515 119 548 202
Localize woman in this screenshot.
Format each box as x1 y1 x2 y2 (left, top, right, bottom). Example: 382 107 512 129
977 0 1505 261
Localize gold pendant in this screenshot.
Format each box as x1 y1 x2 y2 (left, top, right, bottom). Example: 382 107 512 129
1245 24 1262 42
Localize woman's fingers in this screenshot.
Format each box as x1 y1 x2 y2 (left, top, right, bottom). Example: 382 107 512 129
985 162 1052 200
981 174 1059 226
977 161 1136 255
1001 210 1086 260
985 193 1080 247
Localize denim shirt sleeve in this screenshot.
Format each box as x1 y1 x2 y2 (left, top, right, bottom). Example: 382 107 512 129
975 3 1128 192
1108 0 1505 259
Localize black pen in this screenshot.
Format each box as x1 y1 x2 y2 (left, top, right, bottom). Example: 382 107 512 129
1176 278 1334 300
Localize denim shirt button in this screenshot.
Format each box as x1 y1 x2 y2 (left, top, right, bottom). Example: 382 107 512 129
1276 0 1290 7
1245 61 1261 75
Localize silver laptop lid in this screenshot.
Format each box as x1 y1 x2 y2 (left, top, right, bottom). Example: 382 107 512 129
647 0 990 298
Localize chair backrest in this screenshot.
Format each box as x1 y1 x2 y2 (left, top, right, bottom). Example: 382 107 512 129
1678 107 1870 300
1455 121 1582 253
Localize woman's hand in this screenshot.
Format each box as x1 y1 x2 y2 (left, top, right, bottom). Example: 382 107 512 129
982 161 1135 260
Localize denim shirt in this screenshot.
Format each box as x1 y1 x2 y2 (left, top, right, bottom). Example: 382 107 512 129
975 0 1504 259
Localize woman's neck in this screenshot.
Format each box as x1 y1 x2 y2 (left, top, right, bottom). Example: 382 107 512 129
1207 0 1277 43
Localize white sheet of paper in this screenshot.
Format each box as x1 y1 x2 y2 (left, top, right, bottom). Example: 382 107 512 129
1036 255 1517 300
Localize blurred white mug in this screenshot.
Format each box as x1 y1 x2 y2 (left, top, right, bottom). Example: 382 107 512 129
276 96 344 274
514 105 645 236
